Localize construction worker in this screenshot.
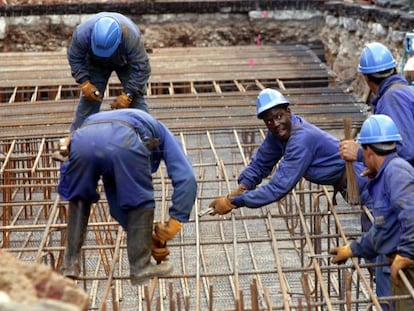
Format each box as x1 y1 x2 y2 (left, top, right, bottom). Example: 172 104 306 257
339 42 414 308
208 88 372 214
340 42 414 168
330 114 414 311
53 12 151 161
58 109 197 285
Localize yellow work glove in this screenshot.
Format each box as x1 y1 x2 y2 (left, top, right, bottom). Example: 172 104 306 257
151 234 170 262
110 92 132 110
208 196 236 215
154 217 183 243
80 80 102 102
390 254 414 287
329 244 353 264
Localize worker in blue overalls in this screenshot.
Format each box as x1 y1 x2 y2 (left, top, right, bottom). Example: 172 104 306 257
58 109 197 286
331 114 414 311
208 88 372 214
340 42 414 310
54 12 151 162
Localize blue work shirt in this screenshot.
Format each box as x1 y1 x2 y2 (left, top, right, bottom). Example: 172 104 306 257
67 12 150 95
58 109 197 228
351 153 414 261
232 114 370 208
357 75 414 166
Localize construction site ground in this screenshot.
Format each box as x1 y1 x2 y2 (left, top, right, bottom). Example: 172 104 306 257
1 43 413 310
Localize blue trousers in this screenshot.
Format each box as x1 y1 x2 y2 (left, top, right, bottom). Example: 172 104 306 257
70 62 149 131
59 121 154 228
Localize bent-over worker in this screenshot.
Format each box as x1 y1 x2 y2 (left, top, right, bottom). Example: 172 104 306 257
53 12 151 161
208 88 372 214
58 109 197 285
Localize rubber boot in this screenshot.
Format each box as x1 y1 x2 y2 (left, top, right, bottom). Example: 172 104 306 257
127 208 173 286
61 200 91 278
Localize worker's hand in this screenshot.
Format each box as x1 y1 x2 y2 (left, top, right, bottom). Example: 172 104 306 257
58 135 71 157
154 217 183 243
339 139 359 161
80 81 102 102
329 244 353 264
208 196 236 216
360 167 376 179
110 92 132 110
228 184 248 199
390 254 414 287
151 234 170 262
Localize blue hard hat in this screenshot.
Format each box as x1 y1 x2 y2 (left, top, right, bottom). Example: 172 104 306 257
356 114 401 144
91 17 122 58
358 42 397 74
256 88 290 119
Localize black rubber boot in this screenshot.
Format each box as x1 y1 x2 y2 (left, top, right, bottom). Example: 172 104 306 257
127 208 173 286
61 200 91 278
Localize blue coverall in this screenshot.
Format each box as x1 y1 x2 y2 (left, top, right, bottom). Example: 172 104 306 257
67 12 151 131
350 153 414 311
58 109 197 229
356 75 414 166
231 114 371 208
355 74 414 306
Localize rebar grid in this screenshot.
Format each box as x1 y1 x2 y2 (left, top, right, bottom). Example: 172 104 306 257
1 45 412 310
1 129 414 310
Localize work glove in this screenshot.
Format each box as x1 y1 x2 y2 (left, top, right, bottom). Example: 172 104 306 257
58 135 71 157
151 234 170 262
154 217 183 243
110 92 132 110
228 184 248 199
208 184 247 216
390 254 414 287
329 244 353 264
208 196 236 215
80 80 102 102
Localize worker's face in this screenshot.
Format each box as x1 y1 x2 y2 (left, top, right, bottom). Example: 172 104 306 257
262 107 292 141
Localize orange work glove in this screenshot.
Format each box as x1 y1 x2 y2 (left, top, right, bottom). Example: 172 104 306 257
151 234 170 262
329 244 353 264
208 184 246 216
390 254 414 287
228 184 248 199
80 80 102 102
110 92 132 110
154 217 183 243
208 196 236 216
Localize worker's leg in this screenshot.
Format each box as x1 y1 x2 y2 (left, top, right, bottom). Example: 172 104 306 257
61 199 91 278
127 208 173 285
376 258 395 311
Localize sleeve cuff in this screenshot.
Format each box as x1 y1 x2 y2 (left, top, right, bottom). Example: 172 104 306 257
231 195 244 208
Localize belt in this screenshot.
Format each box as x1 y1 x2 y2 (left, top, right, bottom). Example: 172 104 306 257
81 119 160 151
